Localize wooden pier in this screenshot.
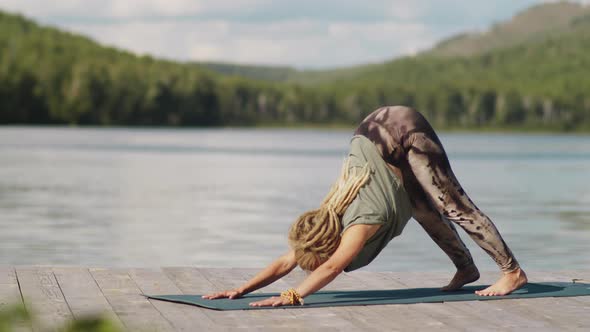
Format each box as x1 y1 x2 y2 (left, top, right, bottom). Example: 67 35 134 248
1 267 589 331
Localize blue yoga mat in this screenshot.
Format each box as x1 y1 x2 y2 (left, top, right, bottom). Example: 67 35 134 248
146 282 590 310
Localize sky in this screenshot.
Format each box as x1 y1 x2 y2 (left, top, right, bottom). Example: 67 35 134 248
0 0 588 69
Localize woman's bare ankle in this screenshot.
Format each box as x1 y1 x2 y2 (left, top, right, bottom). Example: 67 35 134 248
475 267 528 296
441 264 480 291
505 267 527 281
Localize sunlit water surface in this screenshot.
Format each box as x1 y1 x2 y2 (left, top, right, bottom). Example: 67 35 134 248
1 127 589 273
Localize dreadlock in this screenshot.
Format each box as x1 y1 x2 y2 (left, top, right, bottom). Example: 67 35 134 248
288 159 371 271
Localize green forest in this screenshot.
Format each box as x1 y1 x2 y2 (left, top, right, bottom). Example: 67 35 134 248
1 2 590 130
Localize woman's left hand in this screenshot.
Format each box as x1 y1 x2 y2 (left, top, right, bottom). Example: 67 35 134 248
249 296 291 307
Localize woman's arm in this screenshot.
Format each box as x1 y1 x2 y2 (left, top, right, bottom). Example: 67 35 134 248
249 223 380 306
202 250 297 299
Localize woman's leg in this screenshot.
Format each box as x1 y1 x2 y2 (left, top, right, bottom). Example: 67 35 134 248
410 186 481 291
357 105 526 295
402 115 527 295
356 107 479 290
412 191 474 271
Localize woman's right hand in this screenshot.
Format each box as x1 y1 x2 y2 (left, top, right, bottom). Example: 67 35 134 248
201 289 243 300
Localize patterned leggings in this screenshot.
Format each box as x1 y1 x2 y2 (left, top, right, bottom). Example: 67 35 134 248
355 106 519 272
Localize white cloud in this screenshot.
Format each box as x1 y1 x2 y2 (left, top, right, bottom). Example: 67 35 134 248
0 0 587 68
0 0 104 17
65 18 436 68
385 1 428 20
0 0 271 19
105 0 274 18
190 44 222 60
106 0 201 18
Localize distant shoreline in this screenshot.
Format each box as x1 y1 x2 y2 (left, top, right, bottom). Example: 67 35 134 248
2 123 590 136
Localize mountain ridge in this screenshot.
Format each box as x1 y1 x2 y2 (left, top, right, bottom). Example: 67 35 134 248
429 1 590 57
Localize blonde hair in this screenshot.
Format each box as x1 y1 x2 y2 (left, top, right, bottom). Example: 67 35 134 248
288 159 371 271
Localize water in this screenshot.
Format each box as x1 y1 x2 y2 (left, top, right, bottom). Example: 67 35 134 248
1 127 589 273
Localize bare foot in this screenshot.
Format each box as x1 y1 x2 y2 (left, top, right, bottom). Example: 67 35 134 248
441 264 480 291
475 268 528 296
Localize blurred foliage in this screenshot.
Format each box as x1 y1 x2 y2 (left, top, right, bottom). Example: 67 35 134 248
0 304 29 332
61 316 122 332
1 2 590 131
0 303 122 332
198 62 297 82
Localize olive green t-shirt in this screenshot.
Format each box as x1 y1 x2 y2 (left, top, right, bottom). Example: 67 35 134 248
341 135 413 272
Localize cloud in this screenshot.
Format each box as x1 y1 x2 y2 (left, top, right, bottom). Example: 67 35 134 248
0 0 586 68
0 0 265 19
64 18 436 68
0 0 425 23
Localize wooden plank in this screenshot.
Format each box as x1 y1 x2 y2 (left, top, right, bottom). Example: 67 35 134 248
164 267 354 331
413 270 590 330
281 269 433 331
345 271 448 330
484 270 590 329
522 270 590 329
15 266 73 332
90 267 174 332
52 267 123 329
235 267 358 332
0 267 32 332
166 266 302 330
164 267 261 330
0 267 22 309
327 271 444 331
323 271 409 331
569 269 590 284
128 268 217 331
398 271 549 330
563 269 590 308
9 267 589 331
195 267 303 331
376 270 526 331
230 268 285 293
560 269 590 298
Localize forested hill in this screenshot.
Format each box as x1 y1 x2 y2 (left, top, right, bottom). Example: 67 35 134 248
428 2 590 57
1 3 590 130
325 20 590 131
197 62 296 82
0 11 317 126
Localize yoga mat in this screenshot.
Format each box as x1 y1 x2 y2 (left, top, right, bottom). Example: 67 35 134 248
146 282 590 310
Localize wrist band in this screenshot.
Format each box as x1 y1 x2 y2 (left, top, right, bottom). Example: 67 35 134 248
280 288 304 305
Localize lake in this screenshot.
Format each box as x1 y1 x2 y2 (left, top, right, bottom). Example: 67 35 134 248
1 127 589 273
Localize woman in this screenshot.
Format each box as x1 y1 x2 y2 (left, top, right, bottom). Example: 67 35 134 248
203 106 528 307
